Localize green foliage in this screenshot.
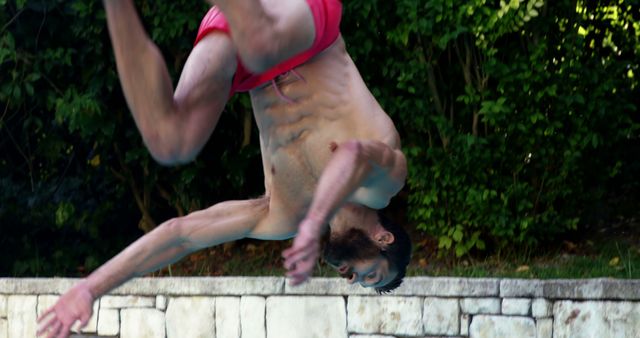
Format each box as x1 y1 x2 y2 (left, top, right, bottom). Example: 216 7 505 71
342 0 639 256
1 0 638 276
0 0 259 276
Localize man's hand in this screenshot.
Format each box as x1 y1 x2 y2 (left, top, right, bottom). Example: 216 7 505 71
282 218 324 285
37 281 94 338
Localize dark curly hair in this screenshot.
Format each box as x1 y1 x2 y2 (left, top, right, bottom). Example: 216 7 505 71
374 212 412 294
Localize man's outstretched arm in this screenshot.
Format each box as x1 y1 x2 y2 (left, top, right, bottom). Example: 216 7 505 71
283 140 407 284
37 198 271 338
212 0 316 73
103 0 236 164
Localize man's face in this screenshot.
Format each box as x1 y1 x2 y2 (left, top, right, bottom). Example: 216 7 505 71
323 228 397 288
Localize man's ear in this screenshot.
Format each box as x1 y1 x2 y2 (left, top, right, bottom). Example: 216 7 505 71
375 230 395 247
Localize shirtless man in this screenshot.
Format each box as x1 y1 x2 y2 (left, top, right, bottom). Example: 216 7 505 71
38 0 410 336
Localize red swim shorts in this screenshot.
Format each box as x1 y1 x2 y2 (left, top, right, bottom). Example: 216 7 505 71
194 0 342 96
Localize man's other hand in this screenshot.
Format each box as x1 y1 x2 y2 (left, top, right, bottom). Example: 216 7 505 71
282 218 323 285
37 281 94 338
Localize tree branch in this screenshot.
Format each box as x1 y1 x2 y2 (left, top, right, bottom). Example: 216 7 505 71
113 143 157 232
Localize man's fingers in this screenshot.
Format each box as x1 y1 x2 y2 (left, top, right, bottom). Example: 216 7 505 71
287 272 309 286
289 278 303 286
43 321 61 338
282 246 307 267
286 259 314 282
286 261 310 276
283 249 314 270
79 313 90 329
37 315 59 336
287 270 310 281
57 323 72 338
37 307 54 322
286 273 304 285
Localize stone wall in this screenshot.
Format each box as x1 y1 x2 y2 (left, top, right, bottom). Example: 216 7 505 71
1 277 639 338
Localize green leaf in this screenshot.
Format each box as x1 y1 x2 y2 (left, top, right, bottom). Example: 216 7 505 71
453 229 464 242
439 236 453 249
476 239 486 250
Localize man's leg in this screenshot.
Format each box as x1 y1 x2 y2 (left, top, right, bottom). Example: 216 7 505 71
213 0 316 73
103 0 237 164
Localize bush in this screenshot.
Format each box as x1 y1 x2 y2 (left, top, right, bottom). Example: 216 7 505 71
341 0 639 256
1 0 638 276
0 0 260 276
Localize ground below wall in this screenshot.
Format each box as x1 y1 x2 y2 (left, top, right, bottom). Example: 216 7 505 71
1 277 639 338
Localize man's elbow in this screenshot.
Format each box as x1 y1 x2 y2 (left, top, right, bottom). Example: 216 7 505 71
144 136 198 166
159 218 194 251
151 152 195 167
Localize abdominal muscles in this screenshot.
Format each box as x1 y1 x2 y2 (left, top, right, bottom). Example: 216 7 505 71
249 36 394 213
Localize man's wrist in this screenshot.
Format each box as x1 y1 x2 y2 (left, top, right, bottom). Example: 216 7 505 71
75 279 97 300
303 212 327 234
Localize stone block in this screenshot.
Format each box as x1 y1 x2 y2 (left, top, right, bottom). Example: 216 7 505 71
0 278 77 295
155 295 167 311
536 318 553 338
599 279 640 300
0 277 287 296
349 335 397 338
460 298 501 314
100 295 154 308
216 297 240 338
111 277 285 296
500 279 544 298
348 296 422 336
531 298 552 318
166 297 215 338
8 295 37 338
469 315 535 338
97 308 119 336
267 296 347 338
501 298 531 315
395 277 499 297
240 296 265 338
7 277 640 299
0 295 6 317
544 279 640 300
460 314 470 336
553 300 640 338
0 319 5 338
285 278 374 295
545 279 606 300
423 298 459 335
121 308 165 338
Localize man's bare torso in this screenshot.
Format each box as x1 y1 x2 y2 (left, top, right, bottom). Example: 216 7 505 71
248 36 401 233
